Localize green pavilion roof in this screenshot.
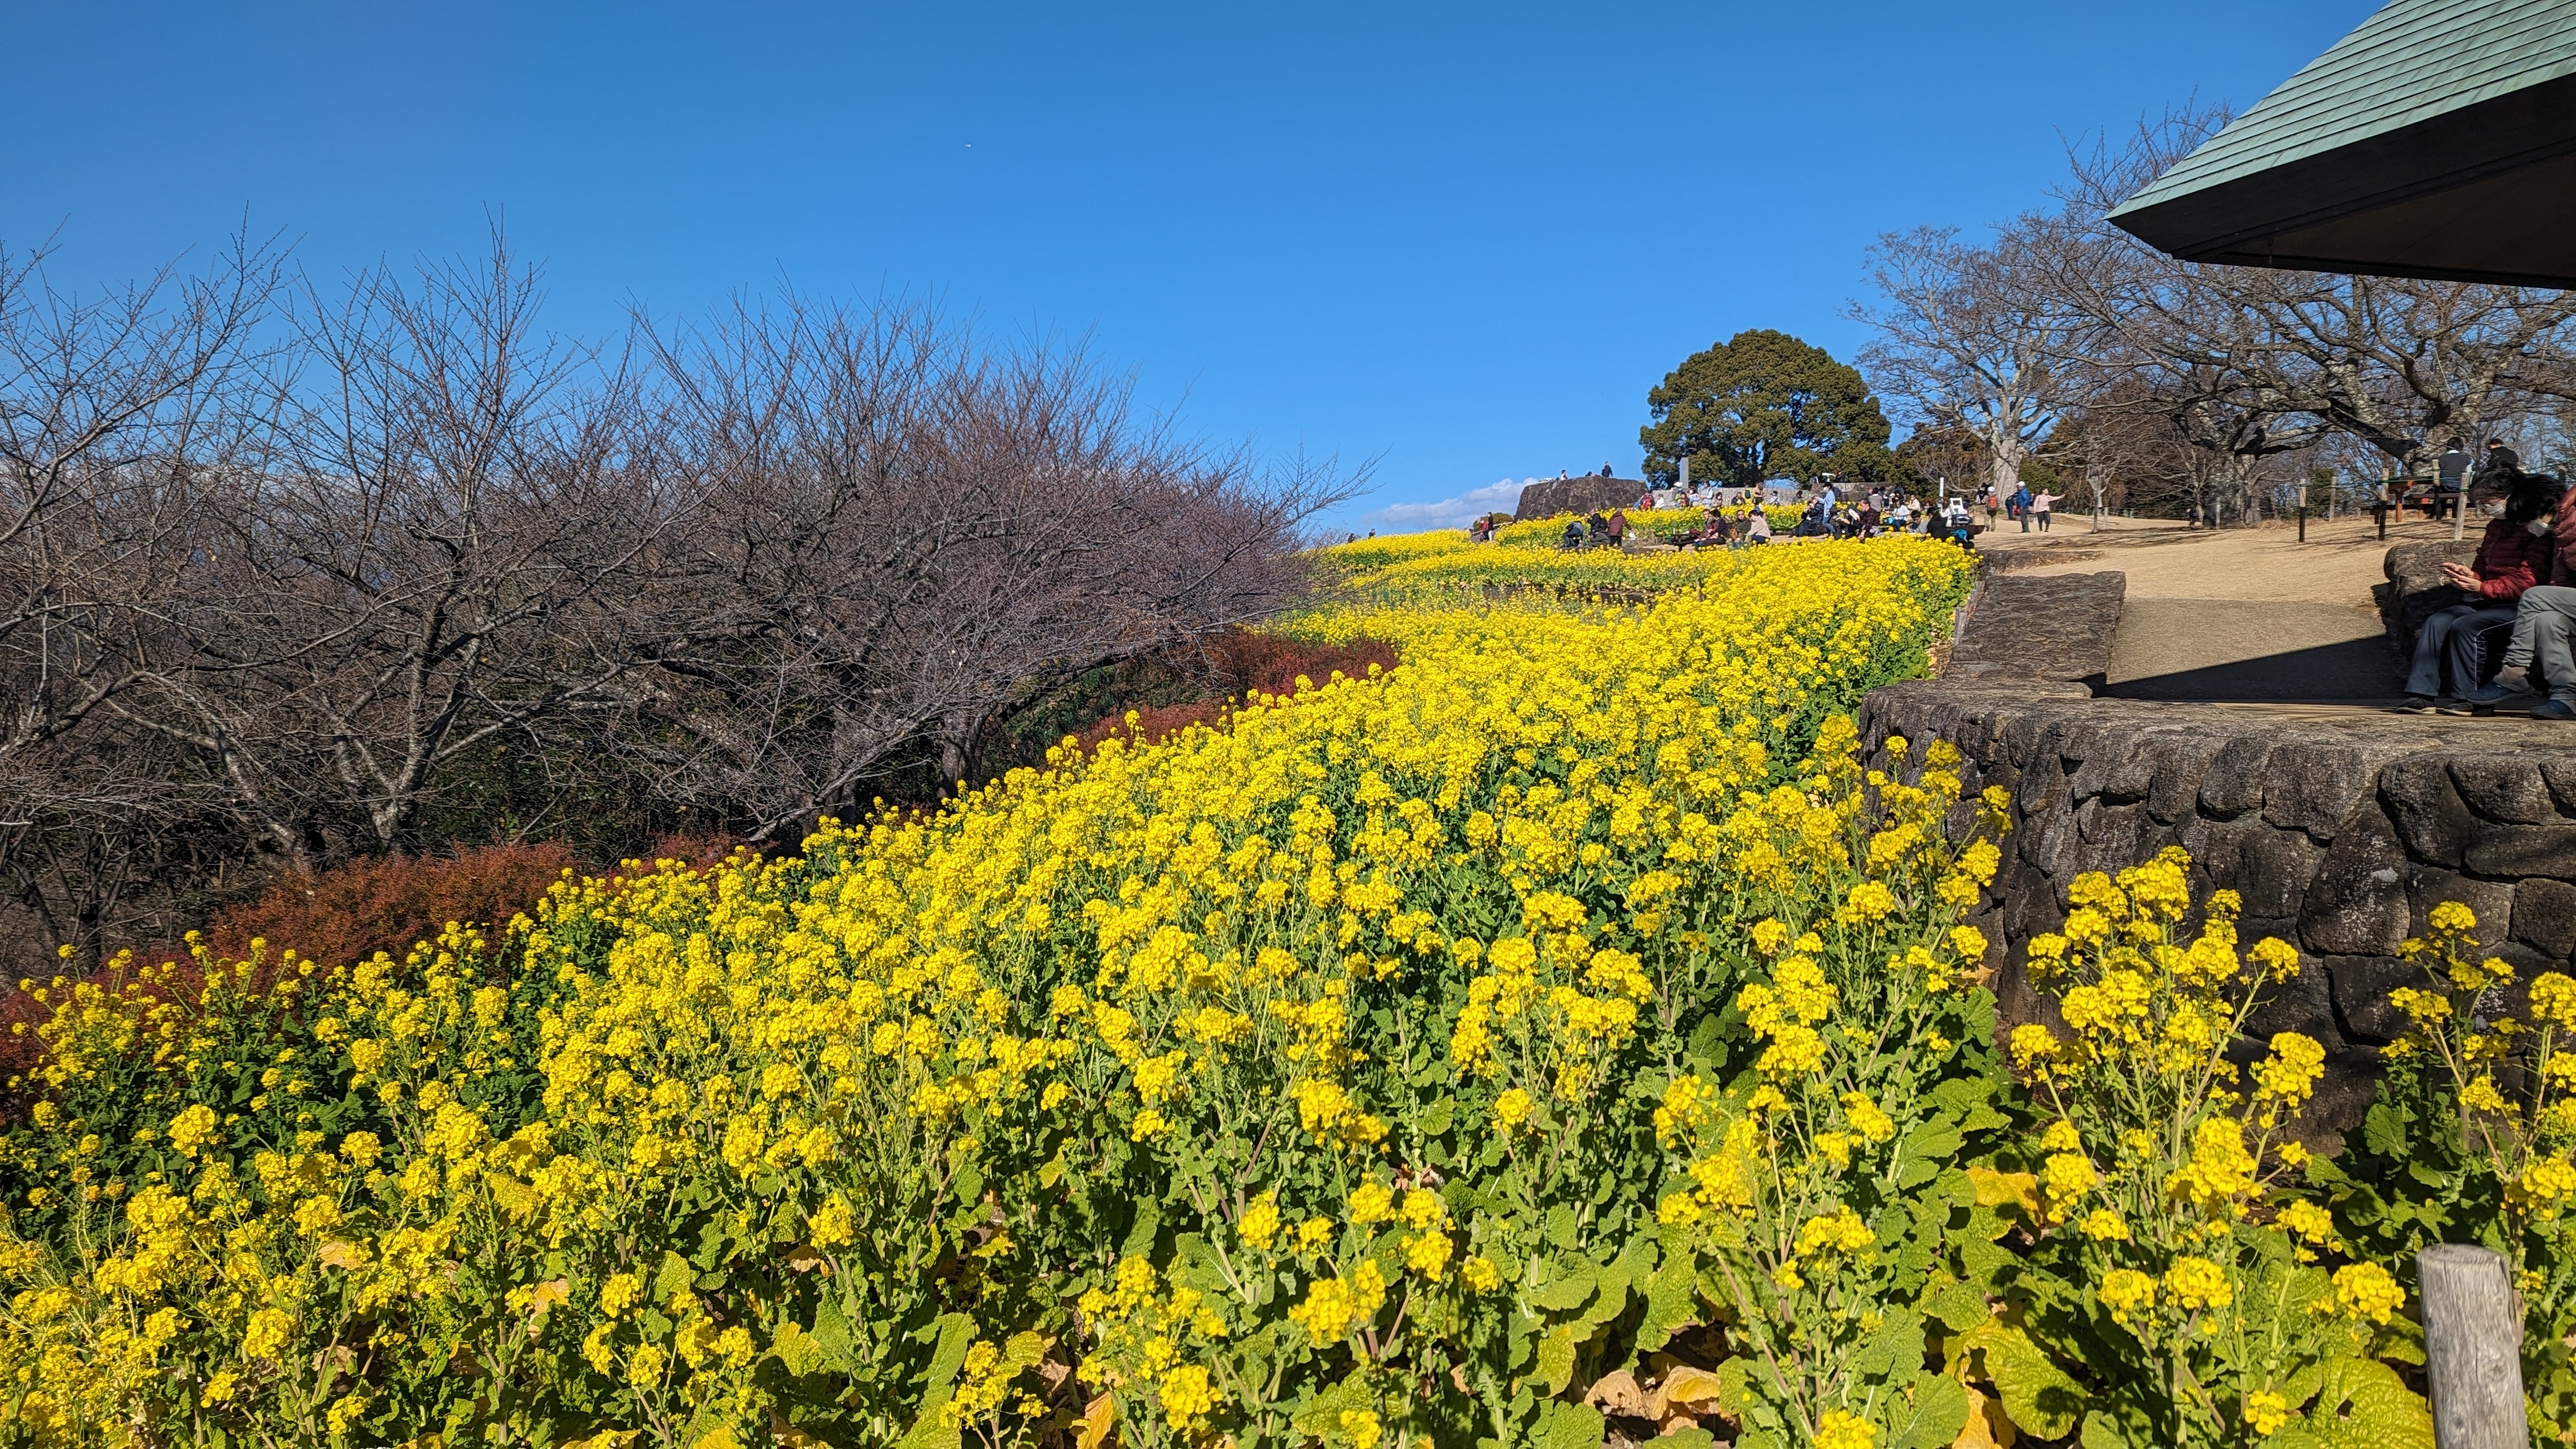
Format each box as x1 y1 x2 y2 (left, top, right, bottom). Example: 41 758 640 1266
2111 0 2576 286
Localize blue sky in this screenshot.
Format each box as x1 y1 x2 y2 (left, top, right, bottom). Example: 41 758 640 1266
11 1 2370 533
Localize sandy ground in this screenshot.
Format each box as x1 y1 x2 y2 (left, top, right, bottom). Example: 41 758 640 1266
1977 510 2466 605
1968 512 2479 703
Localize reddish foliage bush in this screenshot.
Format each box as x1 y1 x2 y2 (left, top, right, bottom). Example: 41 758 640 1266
198 841 578 969
2 840 762 1087
1073 634 1400 753
1201 632 1399 698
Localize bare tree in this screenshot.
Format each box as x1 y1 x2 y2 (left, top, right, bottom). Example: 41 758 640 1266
0 236 285 963
87 242 687 870
631 298 1355 841
1853 226 2075 500
2039 111 2576 485
0 237 1348 965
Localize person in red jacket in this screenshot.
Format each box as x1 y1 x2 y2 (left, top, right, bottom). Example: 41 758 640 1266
2408 475 2558 711
2465 473 2576 717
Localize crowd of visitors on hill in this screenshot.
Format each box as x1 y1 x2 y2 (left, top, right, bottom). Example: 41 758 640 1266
2408 443 2576 720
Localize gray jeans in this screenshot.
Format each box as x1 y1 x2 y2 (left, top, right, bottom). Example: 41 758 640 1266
2503 584 2576 703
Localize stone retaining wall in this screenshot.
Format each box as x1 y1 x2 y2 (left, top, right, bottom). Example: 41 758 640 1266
1857 680 2576 1135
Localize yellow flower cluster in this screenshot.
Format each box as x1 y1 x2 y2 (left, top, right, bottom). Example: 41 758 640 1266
0 535 1976 1446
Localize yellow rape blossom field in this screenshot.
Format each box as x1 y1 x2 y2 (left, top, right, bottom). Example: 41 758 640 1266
1 530 2570 1449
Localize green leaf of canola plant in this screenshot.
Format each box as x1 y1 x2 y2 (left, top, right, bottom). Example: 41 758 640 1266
652 1250 694 1305
1119 1200 1162 1261
1290 1376 1376 1438
2277 1358 2434 1449
1851 1306 1926 1382
924 1313 976 1388
772 1321 823 1378
1580 1255 1634 1329
1888 1371 1971 1449
1924 1278 1990 1333
1544 1204 1579 1250
1952 1319 2085 1440
1530 1261 1598 1313
2363 1102 2410 1160
1421 1094 1455 1135
894 1312 977 1449
2079 1410 2133 1449
1636 1251 1700 1351
1534 1324 1578 1396
1535 1400 1604 1449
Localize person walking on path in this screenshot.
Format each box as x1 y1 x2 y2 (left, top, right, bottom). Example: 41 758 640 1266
2465 471 2576 719
2436 438 2474 528
2011 484 2034 531
2404 476 2556 711
2030 490 2057 532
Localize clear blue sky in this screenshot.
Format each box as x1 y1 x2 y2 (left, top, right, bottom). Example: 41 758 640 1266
12 1 2370 533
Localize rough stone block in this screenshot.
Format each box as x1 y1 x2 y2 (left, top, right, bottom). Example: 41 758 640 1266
2067 724 2156 805
2306 1045 2383 1143
2381 540 2481 660
1996 709 2061 775
2073 801 2162 877
2381 756 2479 869
2244 954 2342 1047
2449 758 2558 825
2146 733 2230 824
2260 735 2382 841
2404 868 2512 944
2199 735 2276 820
2462 824 2576 881
2001 861 2066 940
2237 828 2324 921
2325 954 2413 1045
1949 572 2125 689
2299 806 2411 956
2022 802 2089 880
2515 878 2576 962
2544 756 2576 816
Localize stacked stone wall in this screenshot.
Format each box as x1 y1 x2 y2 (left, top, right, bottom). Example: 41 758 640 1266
1859 680 2576 1137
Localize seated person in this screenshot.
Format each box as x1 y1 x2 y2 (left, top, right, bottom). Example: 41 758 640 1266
2404 475 2556 710
2471 473 2576 718
1560 519 1584 549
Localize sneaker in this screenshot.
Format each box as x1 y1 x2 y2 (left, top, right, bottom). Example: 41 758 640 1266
2535 699 2576 721
2460 680 2527 705
2401 696 2439 713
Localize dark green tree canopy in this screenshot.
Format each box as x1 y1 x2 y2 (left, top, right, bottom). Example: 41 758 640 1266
1639 329 1897 487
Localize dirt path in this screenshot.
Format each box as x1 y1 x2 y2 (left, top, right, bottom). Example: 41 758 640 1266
1977 511 2459 604
1970 512 2475 703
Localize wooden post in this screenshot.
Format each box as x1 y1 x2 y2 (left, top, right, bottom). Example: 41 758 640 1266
2419 1244 2526 1448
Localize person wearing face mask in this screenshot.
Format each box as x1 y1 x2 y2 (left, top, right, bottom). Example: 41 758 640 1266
2404 475 2558 711
2465 470 2576 718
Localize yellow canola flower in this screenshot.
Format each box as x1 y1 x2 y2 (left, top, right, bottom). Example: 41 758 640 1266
2332 1262 2404 1325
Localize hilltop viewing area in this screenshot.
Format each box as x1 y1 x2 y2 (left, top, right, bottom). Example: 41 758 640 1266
11 1 2576 1446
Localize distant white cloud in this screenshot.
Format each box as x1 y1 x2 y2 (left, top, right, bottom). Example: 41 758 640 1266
1361 478 1530 533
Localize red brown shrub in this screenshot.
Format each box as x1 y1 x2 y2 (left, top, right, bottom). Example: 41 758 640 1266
199 841 578 969
1202 632 1400 698
1072 633 1400 753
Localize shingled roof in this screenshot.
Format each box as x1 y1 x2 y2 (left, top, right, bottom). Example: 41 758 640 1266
2110 0 2576 286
